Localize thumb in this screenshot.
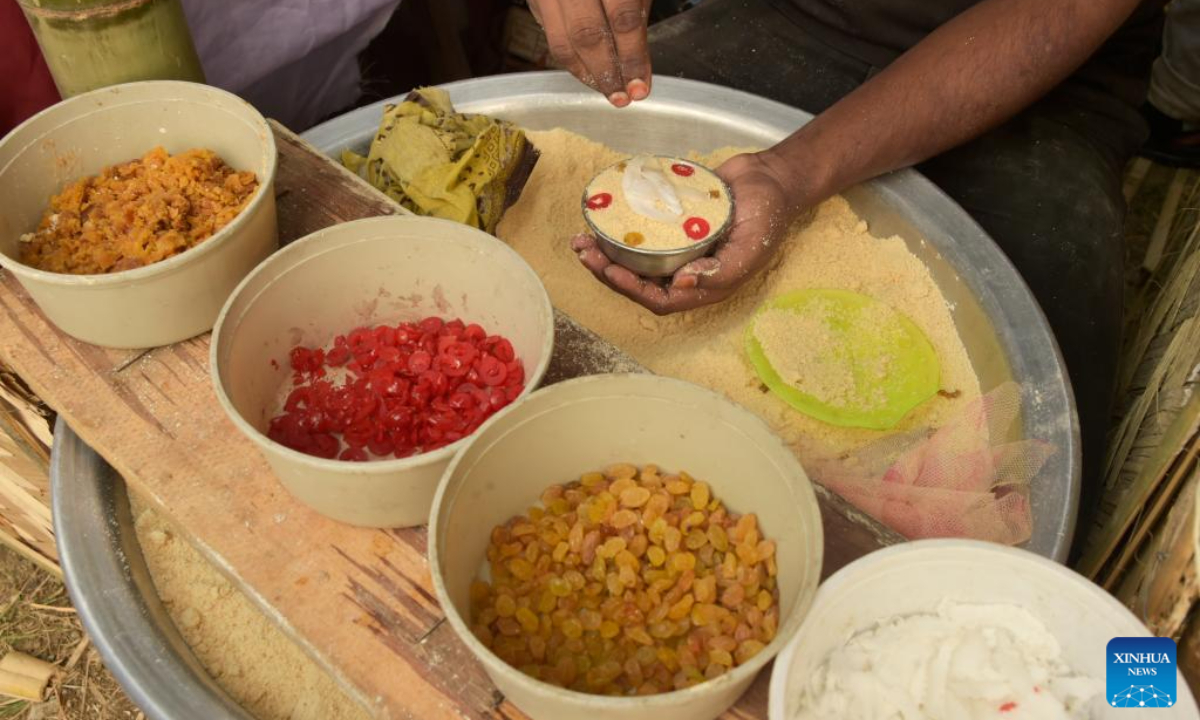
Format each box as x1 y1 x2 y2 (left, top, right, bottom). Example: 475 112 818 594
670 257 721 289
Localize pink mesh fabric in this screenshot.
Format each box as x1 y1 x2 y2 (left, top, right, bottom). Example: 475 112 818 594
807 383 1053 544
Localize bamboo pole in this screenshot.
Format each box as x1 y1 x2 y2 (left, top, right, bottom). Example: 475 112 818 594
0 652 56 702
0 669 46 702
18 0 205 99
0 654 57 689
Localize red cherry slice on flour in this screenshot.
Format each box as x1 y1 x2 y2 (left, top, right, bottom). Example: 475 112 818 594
586 192 613 210
671 163 695 177
684 217 711 241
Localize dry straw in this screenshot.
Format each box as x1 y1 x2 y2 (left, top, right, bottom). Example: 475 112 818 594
0 365 56 576
1079 169 1200 642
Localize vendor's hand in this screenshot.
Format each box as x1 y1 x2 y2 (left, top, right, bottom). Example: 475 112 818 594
573 152 804 315
527 0 653 107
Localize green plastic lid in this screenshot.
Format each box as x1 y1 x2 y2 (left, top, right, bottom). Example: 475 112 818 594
744 289 940 430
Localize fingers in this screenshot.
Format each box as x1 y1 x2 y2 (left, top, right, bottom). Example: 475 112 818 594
670 257 721 289
602 264 725 315
531 0 652 105
570 235 727 315
601 0 652 100
563 0 627 100
713 152 758 179
600 264 676 314
570 234 611 276
569 234 593 253
536 1 596 89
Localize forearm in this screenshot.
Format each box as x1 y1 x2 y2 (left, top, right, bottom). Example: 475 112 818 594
762 0 1144 208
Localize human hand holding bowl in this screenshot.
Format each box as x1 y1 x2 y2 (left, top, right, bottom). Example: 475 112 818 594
573 152 805 315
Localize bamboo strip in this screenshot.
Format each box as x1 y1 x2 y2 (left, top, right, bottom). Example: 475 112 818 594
1124 157 1153 203
0 370 52 461
1114 463 1199 633
1100 419 1199 587
0 518 55 568
1105 316 1198 485
0 444 56 567
1145 170 1188 272
0 462 52 527
0 361 56 569
1117 179 1199 397
63 638 89 672
24 604 75 614
1083 325 1200 578
0 528 60 579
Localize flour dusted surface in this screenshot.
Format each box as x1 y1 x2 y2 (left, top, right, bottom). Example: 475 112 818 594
496 129 980 462
133 496 371 720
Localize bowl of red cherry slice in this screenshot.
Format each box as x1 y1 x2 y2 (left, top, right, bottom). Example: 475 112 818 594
211 215 555 527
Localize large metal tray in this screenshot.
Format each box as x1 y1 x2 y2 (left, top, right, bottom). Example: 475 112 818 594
53 420 253 720
53 72 1078 720
310 72 1079 557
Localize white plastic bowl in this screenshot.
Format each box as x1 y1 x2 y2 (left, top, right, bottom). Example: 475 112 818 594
430 373 825 720
768 539 1200 719
211 215 555 528
0 80 278 348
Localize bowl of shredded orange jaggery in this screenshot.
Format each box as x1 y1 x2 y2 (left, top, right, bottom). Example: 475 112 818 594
0 80 278 349
19 146 260 276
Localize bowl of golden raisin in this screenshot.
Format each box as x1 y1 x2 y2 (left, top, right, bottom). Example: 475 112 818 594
0 80 277 348
430 373 824 720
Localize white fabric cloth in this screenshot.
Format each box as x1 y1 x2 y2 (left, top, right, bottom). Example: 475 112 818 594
181 0 401 131
1149 0 1200 123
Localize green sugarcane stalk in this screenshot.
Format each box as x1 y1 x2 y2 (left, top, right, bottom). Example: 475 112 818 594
18 0 205 99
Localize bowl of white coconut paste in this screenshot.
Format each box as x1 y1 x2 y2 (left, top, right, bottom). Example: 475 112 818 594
768 539 1200 720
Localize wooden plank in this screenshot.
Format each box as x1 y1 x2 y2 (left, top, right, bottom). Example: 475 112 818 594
0 122 892 719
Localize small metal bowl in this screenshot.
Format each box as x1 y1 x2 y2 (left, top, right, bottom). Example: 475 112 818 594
582 156 733 278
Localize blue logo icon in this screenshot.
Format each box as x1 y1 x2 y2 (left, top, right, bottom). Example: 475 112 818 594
1107 637 1177 708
